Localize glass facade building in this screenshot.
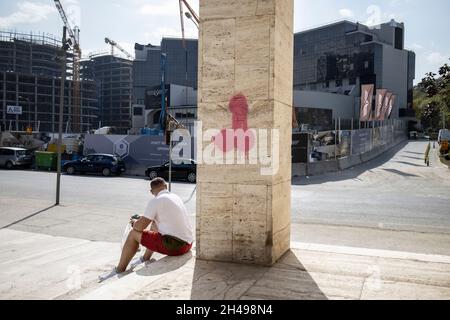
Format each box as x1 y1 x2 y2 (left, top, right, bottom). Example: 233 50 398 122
294 22 375 92
133 38 198 108
293 20 416 119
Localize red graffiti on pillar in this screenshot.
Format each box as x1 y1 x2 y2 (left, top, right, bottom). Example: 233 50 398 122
214 93 256 154
229 94 249 131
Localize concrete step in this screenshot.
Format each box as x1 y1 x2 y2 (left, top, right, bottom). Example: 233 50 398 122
79 242 450 300
0 229 121 299
2 229 450 300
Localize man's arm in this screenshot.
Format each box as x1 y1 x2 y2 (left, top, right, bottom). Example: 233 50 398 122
132 216 152 233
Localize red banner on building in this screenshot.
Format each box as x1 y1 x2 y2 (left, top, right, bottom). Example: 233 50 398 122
387 95 396 119
380 91 392 121
360 84 374 121
375 89 387 121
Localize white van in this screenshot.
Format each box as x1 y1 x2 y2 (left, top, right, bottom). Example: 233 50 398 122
438 129 450 144
0 147 33 169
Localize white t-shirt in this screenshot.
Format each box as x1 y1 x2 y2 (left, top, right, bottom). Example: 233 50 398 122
143 190 194 244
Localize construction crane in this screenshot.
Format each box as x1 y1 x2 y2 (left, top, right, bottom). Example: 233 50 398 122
104 37 133 60
54 0 82 133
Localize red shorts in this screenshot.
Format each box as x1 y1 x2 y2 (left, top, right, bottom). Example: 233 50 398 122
141 231 192 256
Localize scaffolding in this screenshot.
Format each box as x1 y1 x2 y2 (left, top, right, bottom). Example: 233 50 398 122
0 30 98 133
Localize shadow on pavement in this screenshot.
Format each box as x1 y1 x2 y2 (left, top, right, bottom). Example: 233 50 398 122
404 151 424 155
393 161 426 168
293 140 409 186
189 250 328 300
399 155 424 161
381 168 421 178
135 251 193 277
0 205 56 229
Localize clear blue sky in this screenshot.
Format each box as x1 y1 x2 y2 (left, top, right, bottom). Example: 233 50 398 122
0 0 449 84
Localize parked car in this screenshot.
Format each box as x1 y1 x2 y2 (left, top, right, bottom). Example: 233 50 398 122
0 147 33 169
145 159 197 183
63 154 126 177
409 131 418 140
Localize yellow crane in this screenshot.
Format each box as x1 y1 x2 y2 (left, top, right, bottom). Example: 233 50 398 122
54 0 82 133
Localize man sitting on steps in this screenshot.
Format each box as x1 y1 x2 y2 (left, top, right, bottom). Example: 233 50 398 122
99 178 194 281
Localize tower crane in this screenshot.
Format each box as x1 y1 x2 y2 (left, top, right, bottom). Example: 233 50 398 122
53 0 82 133
104 37 133 60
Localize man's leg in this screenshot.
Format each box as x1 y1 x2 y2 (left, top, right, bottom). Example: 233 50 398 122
142 222 158 262
117 230 142 273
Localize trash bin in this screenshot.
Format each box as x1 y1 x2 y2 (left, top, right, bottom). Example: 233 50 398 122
35 151 57 171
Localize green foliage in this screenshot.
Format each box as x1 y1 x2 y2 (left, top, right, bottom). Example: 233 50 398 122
413 59 450 129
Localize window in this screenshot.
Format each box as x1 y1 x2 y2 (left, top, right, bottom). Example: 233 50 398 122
0 149 15 156
395 27 404 50
364 61 369 69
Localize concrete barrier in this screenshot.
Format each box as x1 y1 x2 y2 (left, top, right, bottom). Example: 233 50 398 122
292 137 407 178
307 160 339 176
338 155 362 171
360 146 382 162
292 163 307 177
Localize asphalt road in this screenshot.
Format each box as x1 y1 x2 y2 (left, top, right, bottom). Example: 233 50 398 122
1 140 450 255
292 140 450 234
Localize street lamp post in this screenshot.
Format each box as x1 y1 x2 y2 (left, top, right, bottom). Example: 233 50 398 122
184 11 199 29
56 26 69 206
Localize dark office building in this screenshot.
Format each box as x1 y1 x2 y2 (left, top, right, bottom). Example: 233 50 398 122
133 43 162 106
0 30 98 133
81 55 133 133
133 38 198 107
293 20 416 119
162 38 198 89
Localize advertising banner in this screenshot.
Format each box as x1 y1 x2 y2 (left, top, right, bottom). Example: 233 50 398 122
380 92 392 121
375 89 387 120
7 106 23 115
84 134 194 176
360 84 374 121
387 95 396 119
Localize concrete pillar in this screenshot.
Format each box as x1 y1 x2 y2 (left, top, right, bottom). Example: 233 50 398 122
196 0 294 266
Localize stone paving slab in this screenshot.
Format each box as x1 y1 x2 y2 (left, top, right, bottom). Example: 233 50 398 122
1 229 450 300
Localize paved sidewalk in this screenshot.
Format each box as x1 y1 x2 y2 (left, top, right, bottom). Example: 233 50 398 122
1 229 449 300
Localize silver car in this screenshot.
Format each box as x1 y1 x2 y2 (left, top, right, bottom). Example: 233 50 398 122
0 147 33 169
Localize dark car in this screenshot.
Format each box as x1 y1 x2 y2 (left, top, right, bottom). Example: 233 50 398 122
63 154 126 177
145 159 197 183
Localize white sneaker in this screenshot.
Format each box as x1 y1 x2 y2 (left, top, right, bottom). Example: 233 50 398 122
98 267 119 283
130 256 145 269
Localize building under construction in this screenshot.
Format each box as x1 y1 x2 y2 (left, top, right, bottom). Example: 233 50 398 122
81 54 133 134
0 30 98 133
